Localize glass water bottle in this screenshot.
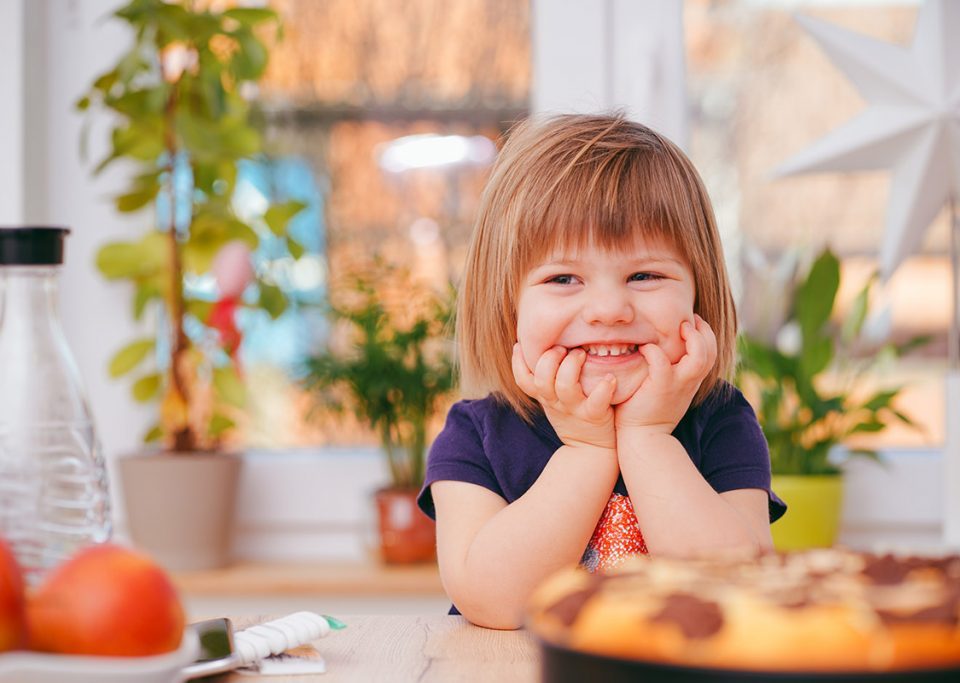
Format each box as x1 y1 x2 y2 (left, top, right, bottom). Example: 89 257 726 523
0 227 112 584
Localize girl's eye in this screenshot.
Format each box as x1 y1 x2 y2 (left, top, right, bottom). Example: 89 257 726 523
547 274 578 285
629 272 663 282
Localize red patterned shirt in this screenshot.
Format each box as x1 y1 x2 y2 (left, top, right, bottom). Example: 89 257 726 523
580 492 647 572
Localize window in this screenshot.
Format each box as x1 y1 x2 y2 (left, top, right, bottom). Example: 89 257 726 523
231 0 531 447
684 0 945 446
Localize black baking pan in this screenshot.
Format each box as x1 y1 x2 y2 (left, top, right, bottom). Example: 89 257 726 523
540 641 960 683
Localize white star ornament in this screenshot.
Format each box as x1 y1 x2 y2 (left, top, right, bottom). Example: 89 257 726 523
774 1 960 280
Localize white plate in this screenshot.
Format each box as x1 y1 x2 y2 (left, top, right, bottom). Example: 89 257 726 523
0 629 199 683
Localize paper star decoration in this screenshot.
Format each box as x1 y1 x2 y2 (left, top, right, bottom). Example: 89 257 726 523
775 0 960 280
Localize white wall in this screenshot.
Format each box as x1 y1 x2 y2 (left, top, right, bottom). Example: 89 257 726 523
531 0 688 148
0 0 25 222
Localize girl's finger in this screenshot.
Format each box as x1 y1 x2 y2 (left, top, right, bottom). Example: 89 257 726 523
678 318 717 382
639 343 671 381
511 343 539 398
555 348 587 405
532 346 565 402
676 321 708 381
583 373 616 416
695 315 719 366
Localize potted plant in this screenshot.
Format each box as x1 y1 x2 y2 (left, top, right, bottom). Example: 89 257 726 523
305 261 456 564
78 0 307 570
737 247 926 550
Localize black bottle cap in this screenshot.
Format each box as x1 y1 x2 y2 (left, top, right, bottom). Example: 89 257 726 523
0 227 71 265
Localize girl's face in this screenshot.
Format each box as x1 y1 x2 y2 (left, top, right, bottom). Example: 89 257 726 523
515 237 697 405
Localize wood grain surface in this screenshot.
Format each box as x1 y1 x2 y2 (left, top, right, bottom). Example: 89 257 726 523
225 614 540 682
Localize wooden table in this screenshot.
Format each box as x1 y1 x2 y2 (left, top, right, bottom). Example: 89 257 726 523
175 562 450 620
225 615 540 682
175 562 445 597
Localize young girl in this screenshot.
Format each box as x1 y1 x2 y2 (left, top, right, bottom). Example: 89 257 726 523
417 114 785 630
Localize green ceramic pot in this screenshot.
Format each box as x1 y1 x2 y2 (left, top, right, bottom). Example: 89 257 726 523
770 474 844 551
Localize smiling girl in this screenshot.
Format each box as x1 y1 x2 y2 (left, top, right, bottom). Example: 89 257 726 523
417 114 785 630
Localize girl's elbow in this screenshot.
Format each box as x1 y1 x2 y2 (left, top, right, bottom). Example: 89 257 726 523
449 590 525 630
462 610 524 631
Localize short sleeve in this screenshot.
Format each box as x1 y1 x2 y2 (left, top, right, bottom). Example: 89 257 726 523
416 401 505 520
698 395 787 523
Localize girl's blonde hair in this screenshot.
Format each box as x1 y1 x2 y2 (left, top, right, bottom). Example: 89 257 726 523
457 113 737 421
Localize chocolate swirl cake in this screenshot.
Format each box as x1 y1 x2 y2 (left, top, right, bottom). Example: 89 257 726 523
527 549 960 675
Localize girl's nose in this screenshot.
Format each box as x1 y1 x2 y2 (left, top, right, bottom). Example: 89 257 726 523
582 287 635 325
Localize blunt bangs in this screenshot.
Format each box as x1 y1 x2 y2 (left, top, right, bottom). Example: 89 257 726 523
510 127 704 281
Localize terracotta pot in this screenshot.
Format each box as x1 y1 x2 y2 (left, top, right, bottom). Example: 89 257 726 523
374 488 436 564
118 451 242 571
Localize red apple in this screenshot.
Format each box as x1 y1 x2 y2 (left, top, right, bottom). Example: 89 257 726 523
27 543 185 656
0 537 27 652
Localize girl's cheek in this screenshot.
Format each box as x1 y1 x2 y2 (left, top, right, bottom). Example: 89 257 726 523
515 335 538 371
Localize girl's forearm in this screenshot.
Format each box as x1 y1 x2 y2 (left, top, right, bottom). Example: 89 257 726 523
451 445 619 629
617 430 761 558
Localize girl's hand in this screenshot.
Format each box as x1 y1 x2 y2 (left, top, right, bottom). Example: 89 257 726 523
614 315 718 435
512 344 617 450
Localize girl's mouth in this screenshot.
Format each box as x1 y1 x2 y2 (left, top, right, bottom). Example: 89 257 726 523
578 343 640 358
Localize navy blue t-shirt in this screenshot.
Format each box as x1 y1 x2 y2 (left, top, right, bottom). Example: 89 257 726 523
418 383 786 522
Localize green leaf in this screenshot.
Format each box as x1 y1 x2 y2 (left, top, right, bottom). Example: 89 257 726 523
76 96 91 111
264 200 307 236
862 388 900 411
182 210 256 274
92 151 121 175
231 30 268 80
108 338 156 378
91 69 119 94
194 161 226 195
115 186 157 213
259 283 287 319
222 123 261 157
892 409 917 427
224 219 259 249
154 3 193 42
177 112 260 162
288 238 306 260
840 276 872 344
208 413 236 438
798 335 834 378
896 334 933 356
795 248 839 341
115 169 162 213
213 366 247 408
223 8 278 25
182 237 224 275
738 336 790 380
143 424 163 443
849 420 886 434
131 373 162 403
185 298 214 322
114 47 147 83
108 88 168 119
134 283 161 320
97 242 142 280
110 120 165 162
96 232 169 280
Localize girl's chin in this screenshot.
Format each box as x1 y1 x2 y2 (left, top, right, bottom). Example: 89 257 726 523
580 369 646 405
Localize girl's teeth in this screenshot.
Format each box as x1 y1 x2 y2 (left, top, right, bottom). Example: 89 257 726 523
583 344 637 357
